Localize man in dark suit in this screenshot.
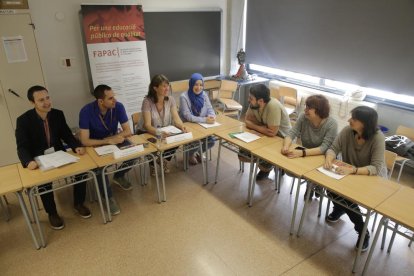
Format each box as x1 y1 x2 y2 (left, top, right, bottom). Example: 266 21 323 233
15 85 91 230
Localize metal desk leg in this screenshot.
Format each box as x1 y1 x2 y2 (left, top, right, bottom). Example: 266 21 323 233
199 140 207 185
290 177 303 235
152 155 161 203
214 139 222 184
248 159 259 207
362 217 387 275
160 152 167 202
90 171 106 224
352 210 371 273
296 179 311 237
101 169 111 222
28 187 46 247
205 137 209 184
387 222 399 253
16 191 40 249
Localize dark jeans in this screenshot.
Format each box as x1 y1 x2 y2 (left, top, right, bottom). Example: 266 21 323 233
39 179 86 215
328 191 365 233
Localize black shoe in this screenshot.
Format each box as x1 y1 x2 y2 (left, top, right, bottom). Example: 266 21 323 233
326 209 345 223
74 204 92 219
48 213 65 230
356 231 370 252
256 170 270 181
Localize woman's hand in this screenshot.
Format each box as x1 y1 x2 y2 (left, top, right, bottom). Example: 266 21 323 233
206 116 215 124
181 126 188 133
281 145 290 155
335 165 354 175
324 158 333 170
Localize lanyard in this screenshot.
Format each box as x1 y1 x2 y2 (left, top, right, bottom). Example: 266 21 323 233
98 109 114 135
43 118 51 147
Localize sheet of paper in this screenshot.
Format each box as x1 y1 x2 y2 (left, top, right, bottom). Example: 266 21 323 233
159 125 182 134
316 166 346 180
94 145 119 156
233 132 261 143
165 132 193 144
198 122 221 128
2 36 28 63
36 151 79 171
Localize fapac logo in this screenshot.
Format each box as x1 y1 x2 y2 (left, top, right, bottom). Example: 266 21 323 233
93 48 120 58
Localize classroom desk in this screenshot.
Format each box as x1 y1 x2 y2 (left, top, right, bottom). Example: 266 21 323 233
18 153 102 247
362 186 413 275
251 143 324 234
141 126 208 201
86 135 160 222
183 115 244 183
214 125 280 198
0 164 40 249
299 170 400 273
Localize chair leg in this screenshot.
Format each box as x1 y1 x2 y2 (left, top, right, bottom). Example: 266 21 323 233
387 223 399 253
372 213 378 232
3 195 9 205
381 220 388 250
0 196 10 221
409 233 414 247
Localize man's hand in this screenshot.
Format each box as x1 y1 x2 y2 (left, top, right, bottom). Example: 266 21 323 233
75 147 85 155
27 161 38 170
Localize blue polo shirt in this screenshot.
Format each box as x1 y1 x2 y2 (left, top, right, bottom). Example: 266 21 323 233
79 101 128 139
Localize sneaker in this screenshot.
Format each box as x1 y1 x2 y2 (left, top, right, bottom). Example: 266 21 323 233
355 231 370 252
195 152 206 163
74 204 92 219
108 197 121 216
256 170 270 181
48 213 65 230
113 176 133 191
326 209 345 223
189 154 198 165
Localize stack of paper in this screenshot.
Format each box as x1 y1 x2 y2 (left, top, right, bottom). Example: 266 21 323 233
35 150 79 171
198 122 221 128
159 125 182 134
316 166 347 180
94 145 119 156
233 132 261 143
165 132 193 144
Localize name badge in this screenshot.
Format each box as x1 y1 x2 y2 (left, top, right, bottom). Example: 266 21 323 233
44 147 55 155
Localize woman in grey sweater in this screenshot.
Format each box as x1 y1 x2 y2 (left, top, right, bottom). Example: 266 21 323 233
282 94 338 199
324 106 386 252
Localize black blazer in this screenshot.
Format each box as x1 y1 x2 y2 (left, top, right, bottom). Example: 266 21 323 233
15 108 80 167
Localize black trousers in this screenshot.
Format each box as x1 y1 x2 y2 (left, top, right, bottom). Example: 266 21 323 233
39 180 86 215
328 191 365 234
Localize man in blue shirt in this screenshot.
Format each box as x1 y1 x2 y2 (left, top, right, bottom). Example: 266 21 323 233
79 84 132 215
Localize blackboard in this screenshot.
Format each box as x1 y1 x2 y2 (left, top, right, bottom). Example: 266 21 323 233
144 11 222 81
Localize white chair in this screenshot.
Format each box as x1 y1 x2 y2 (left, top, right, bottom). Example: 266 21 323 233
215 80 242 119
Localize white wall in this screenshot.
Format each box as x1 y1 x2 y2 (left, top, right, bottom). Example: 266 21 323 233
28 0 229 127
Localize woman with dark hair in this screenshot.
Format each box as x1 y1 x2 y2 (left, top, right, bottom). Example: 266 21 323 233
323 106 386 252
282 94 338 199
137 74 187 173
179 73 216 165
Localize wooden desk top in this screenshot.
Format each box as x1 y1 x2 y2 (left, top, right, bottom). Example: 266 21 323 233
0 164 23 194
18 153 97 188
184 115 244 136
252 144 324 177
304 170 400 209
86 135 158 168
214 126 281 152
142 126 208 151
374 186 414 229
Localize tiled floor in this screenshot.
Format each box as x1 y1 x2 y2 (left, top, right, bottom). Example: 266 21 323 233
1 147 413 275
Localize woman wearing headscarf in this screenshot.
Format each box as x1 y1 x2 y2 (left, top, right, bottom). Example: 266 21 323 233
179 73 216 165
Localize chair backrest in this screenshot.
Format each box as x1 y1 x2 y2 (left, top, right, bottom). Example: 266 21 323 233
396 125 414 141
278 86 298 106
218 80 238 99
384 149 398 180
131 112 141 134
170 80 189 94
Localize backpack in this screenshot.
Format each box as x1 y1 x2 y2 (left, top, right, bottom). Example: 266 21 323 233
385 135 414 160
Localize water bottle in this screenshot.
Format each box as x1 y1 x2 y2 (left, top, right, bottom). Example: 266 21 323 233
155 125 162 147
